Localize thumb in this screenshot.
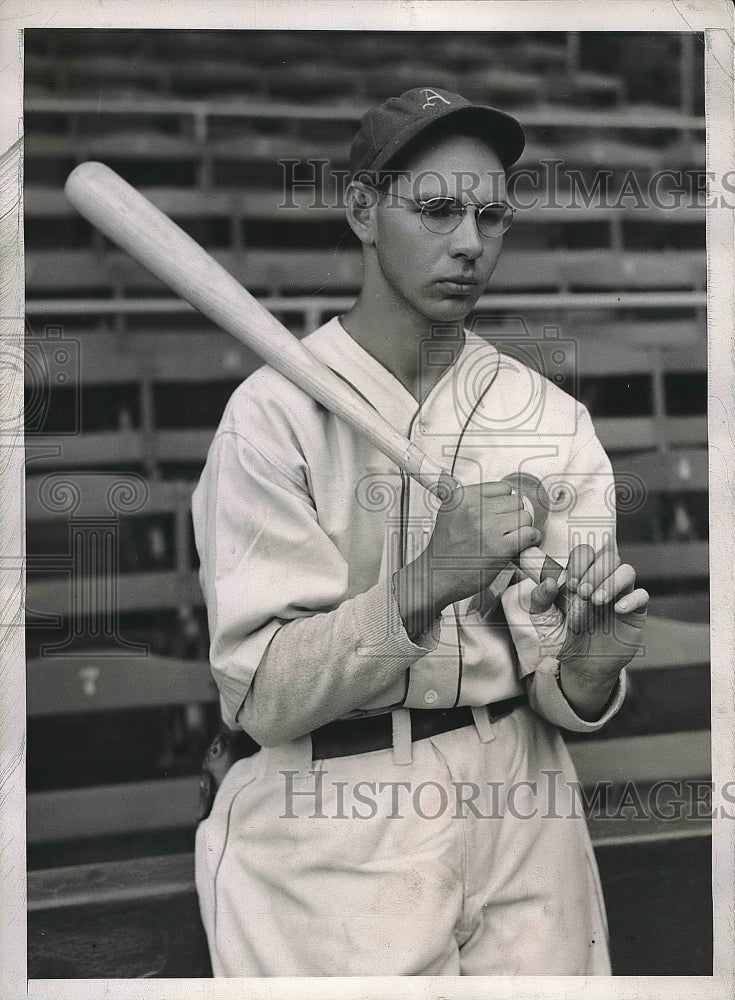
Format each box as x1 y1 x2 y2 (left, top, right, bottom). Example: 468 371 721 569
529 577 558 616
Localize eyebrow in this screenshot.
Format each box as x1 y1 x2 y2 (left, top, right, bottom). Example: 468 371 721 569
390 183 505 203
419 195 504 204
407 195 506 208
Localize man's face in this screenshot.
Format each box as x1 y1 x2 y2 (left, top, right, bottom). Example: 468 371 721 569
373 132 507 325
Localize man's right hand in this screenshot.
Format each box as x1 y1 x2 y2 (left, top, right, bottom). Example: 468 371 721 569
393 480 541 641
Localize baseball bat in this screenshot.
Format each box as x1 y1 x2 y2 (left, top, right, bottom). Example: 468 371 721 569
64 162 570 609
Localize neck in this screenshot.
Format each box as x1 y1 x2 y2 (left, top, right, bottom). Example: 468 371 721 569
341 272 465 405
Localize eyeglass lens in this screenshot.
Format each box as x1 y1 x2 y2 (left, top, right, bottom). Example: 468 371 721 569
420 198 513 237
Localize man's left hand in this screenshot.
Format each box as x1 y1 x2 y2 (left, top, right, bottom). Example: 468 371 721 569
528 543 649 720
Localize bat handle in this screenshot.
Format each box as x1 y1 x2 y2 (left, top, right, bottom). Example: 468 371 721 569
514 545 571 616
413 465 462 504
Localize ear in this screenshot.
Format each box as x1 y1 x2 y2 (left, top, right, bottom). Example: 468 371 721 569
346 180 379 246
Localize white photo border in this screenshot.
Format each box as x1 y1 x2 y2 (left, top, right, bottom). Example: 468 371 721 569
1 2 733 998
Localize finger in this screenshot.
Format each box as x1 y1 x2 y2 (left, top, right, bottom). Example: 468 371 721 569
613 587 650 615
529 577 558 615
478 481 513 498
518 507 533 529
576 545 620 599
590 563 636 606
499 507 533 532
505 525 542 554
567 592 597 634
486 493 526 515
566 544 597 592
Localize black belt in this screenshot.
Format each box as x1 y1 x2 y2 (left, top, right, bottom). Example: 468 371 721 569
311 695 527 760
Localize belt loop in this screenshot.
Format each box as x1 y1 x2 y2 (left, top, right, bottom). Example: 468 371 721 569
391 709 413 765
259 733 313 779
471 705 496 744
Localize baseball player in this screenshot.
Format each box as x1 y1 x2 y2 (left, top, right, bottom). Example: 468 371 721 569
192 87 649 976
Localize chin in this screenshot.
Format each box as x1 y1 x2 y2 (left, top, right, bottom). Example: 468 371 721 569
423 299 477 324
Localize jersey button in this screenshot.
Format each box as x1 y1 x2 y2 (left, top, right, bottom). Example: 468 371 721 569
423 689 439 705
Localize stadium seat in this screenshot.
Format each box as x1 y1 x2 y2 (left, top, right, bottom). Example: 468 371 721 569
209 130 348 165
265 63 359 101
24 246 706 302
561 137 664 170
85 130 201 161
544 69 626 106
26 472 215 848
340 34 427 67
361 63 458 99
25 52 172 96
166 58 260 97
564 250 705 290
504 36 570 71
460 66 546 104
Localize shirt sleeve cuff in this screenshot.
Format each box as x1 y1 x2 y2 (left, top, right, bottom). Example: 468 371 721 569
216 620 283 729
220 680 248 730
353 578 442 661
529 657 627 733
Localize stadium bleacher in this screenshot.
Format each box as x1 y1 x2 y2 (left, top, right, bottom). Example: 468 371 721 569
24 28 710 977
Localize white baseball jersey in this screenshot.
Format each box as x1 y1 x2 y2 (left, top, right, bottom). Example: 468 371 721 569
192 317 624 742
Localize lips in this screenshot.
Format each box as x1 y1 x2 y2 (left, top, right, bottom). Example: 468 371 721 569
437 277 479 294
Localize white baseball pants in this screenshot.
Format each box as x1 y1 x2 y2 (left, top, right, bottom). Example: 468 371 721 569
195 704 611 976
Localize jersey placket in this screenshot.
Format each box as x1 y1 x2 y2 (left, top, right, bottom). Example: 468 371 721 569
401 376 467 708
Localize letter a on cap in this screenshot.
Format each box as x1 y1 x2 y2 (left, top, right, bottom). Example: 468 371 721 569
422 88 451 109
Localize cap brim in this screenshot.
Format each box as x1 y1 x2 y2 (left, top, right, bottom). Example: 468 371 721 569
368 104 526 173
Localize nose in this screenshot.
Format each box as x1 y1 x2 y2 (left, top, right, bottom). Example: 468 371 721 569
449 206 483 259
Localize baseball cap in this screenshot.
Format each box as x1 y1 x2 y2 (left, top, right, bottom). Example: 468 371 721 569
349 86 526 178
